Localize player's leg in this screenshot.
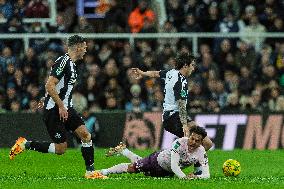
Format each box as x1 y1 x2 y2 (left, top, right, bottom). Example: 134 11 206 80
106 142 142 163
9 109 67 159
101 152 156 176
69 108 106 179
162 112 184 138
100 163 132 175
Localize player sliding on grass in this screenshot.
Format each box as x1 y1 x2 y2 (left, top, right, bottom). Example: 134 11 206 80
101 126 210 179
131 52 212 151
9 35 107 179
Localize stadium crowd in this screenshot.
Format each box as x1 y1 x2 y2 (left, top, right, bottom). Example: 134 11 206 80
0 0 284 113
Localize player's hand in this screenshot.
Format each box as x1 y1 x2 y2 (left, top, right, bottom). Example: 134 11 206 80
131 68 143 80
37 97 45 109
59 106 68 122
185 173 197 179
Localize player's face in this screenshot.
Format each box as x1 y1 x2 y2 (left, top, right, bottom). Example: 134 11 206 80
188 132 203 152
77 42 87 59
187 60 196 76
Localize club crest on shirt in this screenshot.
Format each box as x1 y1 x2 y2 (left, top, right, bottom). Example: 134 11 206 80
180 90 187 98
56 67 63 75
174 141 181 149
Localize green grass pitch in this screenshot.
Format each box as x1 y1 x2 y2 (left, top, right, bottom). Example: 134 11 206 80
0 148 283 189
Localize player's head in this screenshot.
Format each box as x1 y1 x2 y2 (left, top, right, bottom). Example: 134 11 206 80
175 52 196 76
188 126 207 151
67 35 87 60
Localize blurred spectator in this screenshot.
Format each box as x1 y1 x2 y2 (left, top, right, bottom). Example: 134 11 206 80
247 90 263 112
5 16 25 33
184 0 199 16
10 100 21 112
128 0 155 33
188 82 206 113
158 21 178 51
223 92 240 112
149 86 163 111
73 16 94 33
0 47 16 72
220 0 240 19
180 14 201 33
239 66 255 96
4 83 18 110
258 4 277 29
73 90 88 114
104 78 124 109
0 0 13 19
241 5 256 26
166 0 184 29
268 87 281 111
105 96 119 110
235 40 256 69
206 98 220 113
275 43 284 78
25 0 49 18
214 11 239 53
125 97 147 112
275 95 284 111
104 0 127 32
267 17 284 46
241 15 266 51
49 14 66 33
199 2 219 33
13 0 26 18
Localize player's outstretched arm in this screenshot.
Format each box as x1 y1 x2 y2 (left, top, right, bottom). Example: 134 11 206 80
170 150 187 179
131 68 160 79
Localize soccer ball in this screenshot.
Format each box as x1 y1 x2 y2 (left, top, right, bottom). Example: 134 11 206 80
222 159 241 177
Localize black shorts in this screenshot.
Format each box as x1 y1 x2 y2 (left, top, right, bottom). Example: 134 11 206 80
162 111 192 138
43 107 85 144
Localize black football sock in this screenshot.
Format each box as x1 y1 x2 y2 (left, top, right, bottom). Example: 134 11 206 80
81 140 94 172
25 141 51 153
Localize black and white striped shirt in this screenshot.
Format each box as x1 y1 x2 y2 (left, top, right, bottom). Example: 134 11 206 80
159 69 189 113
44 54 78 110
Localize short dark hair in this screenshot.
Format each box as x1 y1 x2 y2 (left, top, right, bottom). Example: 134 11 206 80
189 126 207 139
175 52 195 70
68 35 85 47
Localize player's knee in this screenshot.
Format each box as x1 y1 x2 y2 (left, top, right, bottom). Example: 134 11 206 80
55 144 67 155
127 164 136 173
80 131 91 142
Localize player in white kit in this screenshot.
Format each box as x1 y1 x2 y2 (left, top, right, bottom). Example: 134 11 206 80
100 126 210 179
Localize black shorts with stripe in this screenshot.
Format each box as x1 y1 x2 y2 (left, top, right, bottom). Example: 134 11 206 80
162 111 192 138
42 107 84 144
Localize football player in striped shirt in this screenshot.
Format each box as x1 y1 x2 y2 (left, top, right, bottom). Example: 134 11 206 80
9 35 106 179
131 52 213 150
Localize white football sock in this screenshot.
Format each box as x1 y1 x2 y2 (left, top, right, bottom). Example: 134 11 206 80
121 148 142 163
101 163 130 175
47 143 55 153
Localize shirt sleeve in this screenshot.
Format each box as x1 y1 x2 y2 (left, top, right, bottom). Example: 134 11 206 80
159 70 167 79
170 150 186 178
50 57 67 80
195 152 210 179
170 139 186 178
173 79 187 101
